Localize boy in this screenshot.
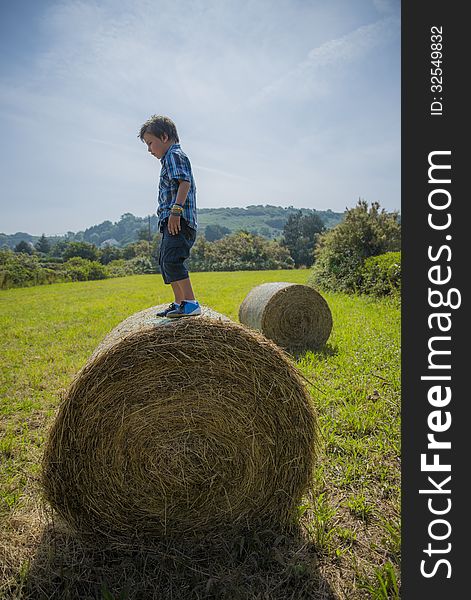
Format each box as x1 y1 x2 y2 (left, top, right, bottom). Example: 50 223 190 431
139 115 201 318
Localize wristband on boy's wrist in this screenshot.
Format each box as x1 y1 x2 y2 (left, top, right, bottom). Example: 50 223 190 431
170 204 183 216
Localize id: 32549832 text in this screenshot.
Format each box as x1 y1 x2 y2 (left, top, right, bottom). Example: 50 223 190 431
430 25 443 116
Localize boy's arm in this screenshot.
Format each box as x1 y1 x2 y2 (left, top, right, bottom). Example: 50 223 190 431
174 180 190 207
168 180 191 235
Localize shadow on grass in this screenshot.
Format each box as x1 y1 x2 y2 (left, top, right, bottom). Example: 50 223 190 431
290 342 339 361
13 521 338 600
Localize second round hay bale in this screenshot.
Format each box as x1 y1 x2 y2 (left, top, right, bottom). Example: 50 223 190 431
238 282 333 352
41 305 317 540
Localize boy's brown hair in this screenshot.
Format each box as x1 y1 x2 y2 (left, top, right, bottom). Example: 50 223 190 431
138 115 179 143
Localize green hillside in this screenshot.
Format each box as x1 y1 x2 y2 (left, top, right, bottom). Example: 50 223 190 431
196 205 344 239
1 205 344 249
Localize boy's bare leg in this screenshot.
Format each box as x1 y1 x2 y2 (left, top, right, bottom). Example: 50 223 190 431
171 277 195 302
170 281 184 304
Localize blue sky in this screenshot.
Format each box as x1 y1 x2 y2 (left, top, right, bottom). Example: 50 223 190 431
0 0 400 236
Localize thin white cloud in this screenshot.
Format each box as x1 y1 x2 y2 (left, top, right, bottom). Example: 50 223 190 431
193 164 251 181
305 17 398 65
249 15 399 106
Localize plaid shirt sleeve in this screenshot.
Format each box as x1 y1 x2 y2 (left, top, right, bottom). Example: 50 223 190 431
166 151 192 183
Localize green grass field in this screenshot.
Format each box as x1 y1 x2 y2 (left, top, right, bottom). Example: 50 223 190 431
0 270 400 599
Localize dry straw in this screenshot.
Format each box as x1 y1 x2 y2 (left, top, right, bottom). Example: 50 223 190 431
41 305 317 541
238 282 333 352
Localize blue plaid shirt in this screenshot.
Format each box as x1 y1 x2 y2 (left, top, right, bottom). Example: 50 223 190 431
157 144 197 230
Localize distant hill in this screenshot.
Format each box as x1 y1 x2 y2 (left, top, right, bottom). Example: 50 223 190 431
197 205 344 238
1 205 345 249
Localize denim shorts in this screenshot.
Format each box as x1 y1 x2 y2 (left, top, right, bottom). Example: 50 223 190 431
158 218 197 284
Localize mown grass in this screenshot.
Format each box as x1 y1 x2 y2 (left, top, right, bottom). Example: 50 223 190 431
0 270 400 599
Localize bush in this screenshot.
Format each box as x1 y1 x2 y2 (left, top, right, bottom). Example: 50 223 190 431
359 252 401 297
0 247 158 289
187 232 294 272
106 259 135 278
126 256 155 274
105 257 155 278
309 200 400 293
63 258 90 281
1 250 46 289
87 261 108 280
63 257 108 281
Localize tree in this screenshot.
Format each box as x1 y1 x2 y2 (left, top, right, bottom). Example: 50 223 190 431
309 200 401 292
50 240 69 258
122 240 151 260
88 233 100 246
264 218 286 229
204 224 231 242
137 227 150 241
35 234 51 254
14 240 34 255
83 220 114 245
99 245 123 265
63 241 99 261
282 210 325 267
116 213 145 245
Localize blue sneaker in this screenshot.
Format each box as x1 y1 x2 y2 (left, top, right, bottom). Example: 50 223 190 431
166 300 202 318
156 302 180 317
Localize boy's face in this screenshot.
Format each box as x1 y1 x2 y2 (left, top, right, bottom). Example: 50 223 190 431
143 132 171 159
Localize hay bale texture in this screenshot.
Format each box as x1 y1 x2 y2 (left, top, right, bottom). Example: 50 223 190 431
238 282 333 352
42 305 317 540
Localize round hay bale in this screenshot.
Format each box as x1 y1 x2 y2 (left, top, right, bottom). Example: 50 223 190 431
41 305 317 540
238 282 333 352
